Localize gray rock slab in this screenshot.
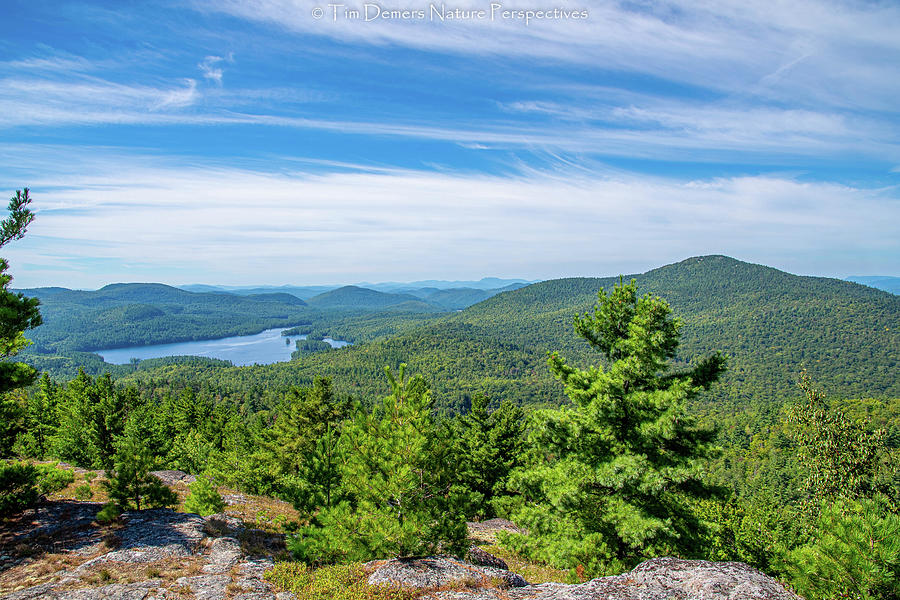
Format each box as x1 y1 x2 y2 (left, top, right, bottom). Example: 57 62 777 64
368 556 529 590
149 470 196 486
201 536 242 573
466 546 508 570
175 573 229 600
1 580 163 600
113 509 206 559
425 557 801 600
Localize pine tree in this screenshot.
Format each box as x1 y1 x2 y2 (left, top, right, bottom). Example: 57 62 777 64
0 188 42 456
14 374 59 458
184 476 225 516
288 365 467 564
787 371 887 503
104 428 176 512
89 373 130 471
450 394 526 519
504 279 726 575
266 377 349 513
51 369 96 467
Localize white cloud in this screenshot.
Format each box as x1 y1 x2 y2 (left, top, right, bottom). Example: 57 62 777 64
198 53 234 84
3 154 897 287
0 77 203 125
154 78 199 109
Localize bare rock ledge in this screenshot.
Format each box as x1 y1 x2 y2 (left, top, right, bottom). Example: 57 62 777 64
368 556 802 600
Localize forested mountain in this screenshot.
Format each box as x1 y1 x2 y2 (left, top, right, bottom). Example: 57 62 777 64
177 279 534 301
305 286 442 311
362 277 535 293
15 283 310 353
847 275 900 295
442 255 900 404
179 284 338 299
408 283 529 310
117 256 899 413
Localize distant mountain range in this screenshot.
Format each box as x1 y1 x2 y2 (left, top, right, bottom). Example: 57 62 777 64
178 277 537 299
15 283 309 353
846 276 900 295
13 280 527 354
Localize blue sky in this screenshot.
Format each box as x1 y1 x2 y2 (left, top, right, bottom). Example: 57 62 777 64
1 0 898 288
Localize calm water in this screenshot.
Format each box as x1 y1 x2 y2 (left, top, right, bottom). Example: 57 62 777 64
97 328 349 367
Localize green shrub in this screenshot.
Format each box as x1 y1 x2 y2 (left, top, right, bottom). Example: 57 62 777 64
74 482 93 500
0 461 39 516
265 562 416 600
785 495 900 600
690 495 803 573
95 502 122 524
34 464 74 495
183 476 225 516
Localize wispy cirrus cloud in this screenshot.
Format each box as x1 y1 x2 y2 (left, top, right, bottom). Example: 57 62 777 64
2 69 895 165
199 0 900 112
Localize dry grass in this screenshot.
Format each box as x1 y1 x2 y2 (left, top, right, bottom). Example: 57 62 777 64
212 487 302 533
0 551 87 596
47 470 109 504
53 554 206 592
477 545 571 584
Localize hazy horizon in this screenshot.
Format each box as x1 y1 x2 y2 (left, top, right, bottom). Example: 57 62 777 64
11 257 899 292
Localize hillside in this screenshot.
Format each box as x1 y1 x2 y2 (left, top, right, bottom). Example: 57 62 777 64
179 283 337 299
847 275 900 295
415 284 529 310
16 283 310 353
118 256 900 412
442 255 899 403
305 285 443 311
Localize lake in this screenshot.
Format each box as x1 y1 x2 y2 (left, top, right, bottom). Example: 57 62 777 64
97 328 350 367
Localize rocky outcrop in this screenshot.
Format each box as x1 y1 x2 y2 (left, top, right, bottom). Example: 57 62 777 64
367 556 529 590
465 546 508 570
2 500 800 600
148 470 197 486
370 556 801 600
0 503 292 600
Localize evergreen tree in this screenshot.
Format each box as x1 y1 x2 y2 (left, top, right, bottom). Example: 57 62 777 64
14 374 59 458
504 279 726 575
288 365 467 564
51 369 96 467
787 371 888 504
0 188 42 456
166 387 233 475
104 427 176 511
450 394 526 519
89 373 130 471
786 495 900 600
266 377 349 513
184 475 225 516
